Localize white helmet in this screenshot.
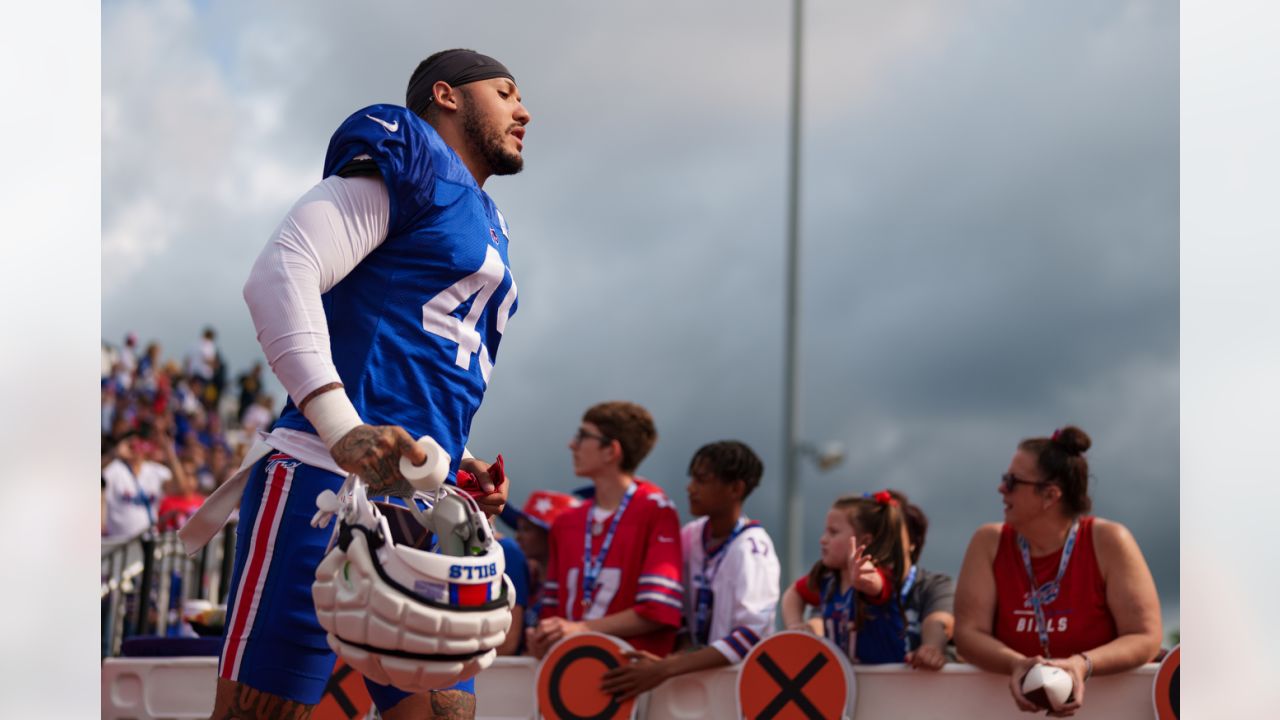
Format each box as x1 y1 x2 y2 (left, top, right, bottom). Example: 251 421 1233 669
311 476 515 693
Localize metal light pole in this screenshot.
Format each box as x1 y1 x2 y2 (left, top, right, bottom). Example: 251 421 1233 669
781 0 806 585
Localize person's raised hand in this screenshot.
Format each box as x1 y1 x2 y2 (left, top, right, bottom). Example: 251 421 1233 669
160 428 180 461
849 541 882 596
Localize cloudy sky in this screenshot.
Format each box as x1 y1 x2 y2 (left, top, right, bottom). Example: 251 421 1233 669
102 0 1179 630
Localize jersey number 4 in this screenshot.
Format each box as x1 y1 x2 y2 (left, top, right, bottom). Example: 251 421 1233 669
421 245 516 384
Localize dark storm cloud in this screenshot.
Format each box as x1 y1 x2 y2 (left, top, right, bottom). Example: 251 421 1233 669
783 0 1178 615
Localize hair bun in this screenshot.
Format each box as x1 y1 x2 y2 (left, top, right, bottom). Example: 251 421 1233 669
1051 425 1092 455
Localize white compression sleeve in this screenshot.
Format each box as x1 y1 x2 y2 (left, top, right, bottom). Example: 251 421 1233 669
242 174 391 411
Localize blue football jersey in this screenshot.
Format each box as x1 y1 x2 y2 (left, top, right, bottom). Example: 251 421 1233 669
274 104 518 480
816 573 909 664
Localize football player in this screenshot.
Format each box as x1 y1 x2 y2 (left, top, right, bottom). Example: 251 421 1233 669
185 49 530 720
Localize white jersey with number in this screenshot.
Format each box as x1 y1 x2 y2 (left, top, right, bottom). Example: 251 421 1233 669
680 516 781 663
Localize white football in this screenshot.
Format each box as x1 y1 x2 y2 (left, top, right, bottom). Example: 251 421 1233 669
1021 663 1074 710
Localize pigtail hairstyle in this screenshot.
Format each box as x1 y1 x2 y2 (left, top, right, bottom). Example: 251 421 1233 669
886 489 928 566
808 494 912 634
844 493 910 636
852 494 910 599
1018 425 1093 516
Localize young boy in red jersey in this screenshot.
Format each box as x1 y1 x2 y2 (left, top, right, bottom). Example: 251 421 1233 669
526 401 684 658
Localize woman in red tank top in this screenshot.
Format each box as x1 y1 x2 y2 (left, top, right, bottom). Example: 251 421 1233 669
953 426 1162 716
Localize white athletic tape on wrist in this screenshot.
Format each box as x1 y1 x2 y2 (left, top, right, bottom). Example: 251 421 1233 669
305 388 364 448
399 435 451 492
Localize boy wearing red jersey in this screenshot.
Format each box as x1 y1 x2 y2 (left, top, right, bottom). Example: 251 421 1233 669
527 401 684 658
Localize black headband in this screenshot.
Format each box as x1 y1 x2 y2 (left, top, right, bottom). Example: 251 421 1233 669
406 49 514 117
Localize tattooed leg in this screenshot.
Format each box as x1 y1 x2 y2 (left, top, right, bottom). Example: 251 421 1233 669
210 678 315 720
380 689 476 720
429 690 476 719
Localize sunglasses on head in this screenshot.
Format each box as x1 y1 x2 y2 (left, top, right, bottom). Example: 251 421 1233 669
1001 473 1047 493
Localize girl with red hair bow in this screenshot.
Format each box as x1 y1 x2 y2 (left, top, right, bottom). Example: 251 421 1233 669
781 492 933 665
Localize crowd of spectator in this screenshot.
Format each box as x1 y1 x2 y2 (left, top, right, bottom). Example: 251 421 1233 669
484 401 950 679
99 353 1165 713
481 402 1163 716
100 327 275 540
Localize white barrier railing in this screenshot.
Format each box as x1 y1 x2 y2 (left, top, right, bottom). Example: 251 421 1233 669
102 656 1161 719
101 525 238 658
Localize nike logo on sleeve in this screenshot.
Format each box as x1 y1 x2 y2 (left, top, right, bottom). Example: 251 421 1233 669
365 115 399 133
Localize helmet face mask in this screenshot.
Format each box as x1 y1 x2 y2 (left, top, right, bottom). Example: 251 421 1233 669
312 477 515 692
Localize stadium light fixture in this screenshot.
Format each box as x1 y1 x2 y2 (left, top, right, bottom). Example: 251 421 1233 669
797 441 846 473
